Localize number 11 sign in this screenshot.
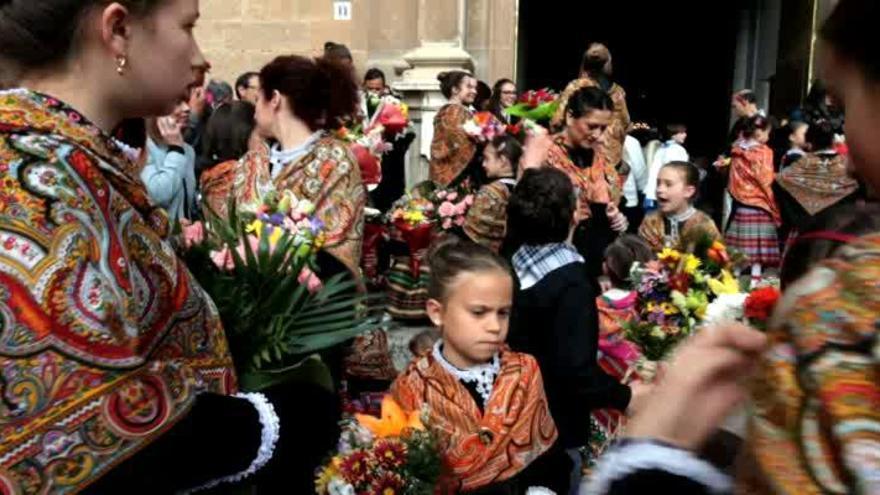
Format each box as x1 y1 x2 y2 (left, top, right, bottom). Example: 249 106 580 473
334 1 352 20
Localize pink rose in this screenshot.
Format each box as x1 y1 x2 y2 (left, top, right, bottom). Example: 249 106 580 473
453 202 468 216
298 267 324 293
446 191 458 201
454 216 466 226
442 218 453 230
437 201 456 218
436 190 447 200
210 247 234 271
464 195 474 206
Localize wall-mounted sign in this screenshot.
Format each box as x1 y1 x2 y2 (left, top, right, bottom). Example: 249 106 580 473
334 1 352 20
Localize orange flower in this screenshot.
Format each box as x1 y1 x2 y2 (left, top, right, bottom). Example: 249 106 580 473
355 396 424 438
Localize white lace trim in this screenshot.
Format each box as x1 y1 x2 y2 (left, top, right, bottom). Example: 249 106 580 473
667 206 697 243
432 340 500 405
186 392 281 493
580 440 731 495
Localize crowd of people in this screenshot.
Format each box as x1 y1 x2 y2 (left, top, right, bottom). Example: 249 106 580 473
0 0 878 493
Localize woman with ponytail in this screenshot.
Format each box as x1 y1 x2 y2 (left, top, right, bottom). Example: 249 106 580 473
234 55 366 279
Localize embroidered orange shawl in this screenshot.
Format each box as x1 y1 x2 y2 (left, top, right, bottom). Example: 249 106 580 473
0 90 235 493
200 159 237 220
463 179 514 253
233 137 366 277
552 78 631 174
430 103 477 187
729 142 781 224
545 133 620 219
391 350 558 492
638 210 722 252
775 152 859 216
739 233 880 494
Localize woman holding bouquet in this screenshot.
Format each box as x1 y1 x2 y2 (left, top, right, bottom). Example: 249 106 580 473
430 70 482 188
0 0 341 493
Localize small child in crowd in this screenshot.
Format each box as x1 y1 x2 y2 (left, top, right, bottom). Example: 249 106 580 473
638 161 721 252
644 123 690 208
391 237 570 494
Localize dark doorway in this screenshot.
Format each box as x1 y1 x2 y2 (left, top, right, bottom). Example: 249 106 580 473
517 1 742 159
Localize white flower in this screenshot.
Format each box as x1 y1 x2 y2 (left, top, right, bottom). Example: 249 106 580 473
328 478 355 495
526 488 556 495
703 293 748 326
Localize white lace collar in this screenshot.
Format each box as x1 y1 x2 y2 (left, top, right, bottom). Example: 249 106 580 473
270 131 324 179
665 206 696 244
432 340 500 405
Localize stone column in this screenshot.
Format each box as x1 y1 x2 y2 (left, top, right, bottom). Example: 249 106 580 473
393 0 474 188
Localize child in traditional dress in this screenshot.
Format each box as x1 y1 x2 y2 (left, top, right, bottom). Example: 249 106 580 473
638 161 721 252
644 123 690 209
725 116 781 285
391 237 569 494
462 134 522 253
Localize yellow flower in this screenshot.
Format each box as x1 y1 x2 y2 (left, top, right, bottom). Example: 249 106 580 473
658 248 681 263
245 219 263 237
315 464 338 495
660 302 680 315
683 254 701 275
400 103 409 119
708 270 740 296
267 226 283 247
355 396 424 439
403 210 425 224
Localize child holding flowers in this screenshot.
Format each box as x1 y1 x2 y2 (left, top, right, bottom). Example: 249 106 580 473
391 237 570 493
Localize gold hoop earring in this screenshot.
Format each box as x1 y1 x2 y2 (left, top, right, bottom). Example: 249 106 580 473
116 56 128 76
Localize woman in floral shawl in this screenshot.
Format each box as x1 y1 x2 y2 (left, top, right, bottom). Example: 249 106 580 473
430 71 481 188
0 1 342 493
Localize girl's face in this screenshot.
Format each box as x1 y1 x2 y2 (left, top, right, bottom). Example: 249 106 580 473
822 44 880 190
170 99 191 127
656 166 695 216
790 125 808 149
454 76 478 105
426 270 512 369
566 109 612 150
482 144 513 179
124 0 205 117
754 128 770 144
500 83 517 107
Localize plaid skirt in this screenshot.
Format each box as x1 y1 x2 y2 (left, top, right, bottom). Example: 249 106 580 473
725 206 781 267
387 255 431 321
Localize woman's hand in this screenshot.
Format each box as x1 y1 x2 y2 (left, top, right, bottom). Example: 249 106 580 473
607 203 629 232
157 116 185 147
623 323 767 451
520 132 553 174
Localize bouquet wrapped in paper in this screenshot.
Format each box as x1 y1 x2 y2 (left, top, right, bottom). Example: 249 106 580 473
366 94 411 138
316 396 443 495
462 111 506 142
337 125 392 189
185 191 383 391
430 187 474 231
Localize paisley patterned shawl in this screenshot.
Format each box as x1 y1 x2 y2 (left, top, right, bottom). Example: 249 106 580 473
430 103 477 187
551 78 631 175
637 210 721 252
233 137 366 278
545 133 620 219
740 233 880 494
391 350 558 492
775 152 859 216
462 179 514 253
729 142 781 224
199 159 237 221
0 89 235 493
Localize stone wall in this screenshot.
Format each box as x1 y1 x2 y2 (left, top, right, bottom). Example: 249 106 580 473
196 0 518 88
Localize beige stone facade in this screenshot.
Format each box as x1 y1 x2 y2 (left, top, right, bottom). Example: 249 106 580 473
197 0 518 88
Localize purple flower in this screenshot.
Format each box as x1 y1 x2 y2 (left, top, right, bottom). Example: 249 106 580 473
309 217 325 235
269 213 285 226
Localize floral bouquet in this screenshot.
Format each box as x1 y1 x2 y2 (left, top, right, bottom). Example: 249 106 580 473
185 191 384 391
337 125 392 189
430 188 474 231
386 193 437 278
744 285 781 331
624 248 716 360
504 88 560 123
366 94 411 138
316 396 443 495
462 111 506 142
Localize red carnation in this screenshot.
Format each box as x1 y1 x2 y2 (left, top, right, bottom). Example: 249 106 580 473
372 439 407 470
744 287 781 323
370 472 404 495
339 450 372 486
